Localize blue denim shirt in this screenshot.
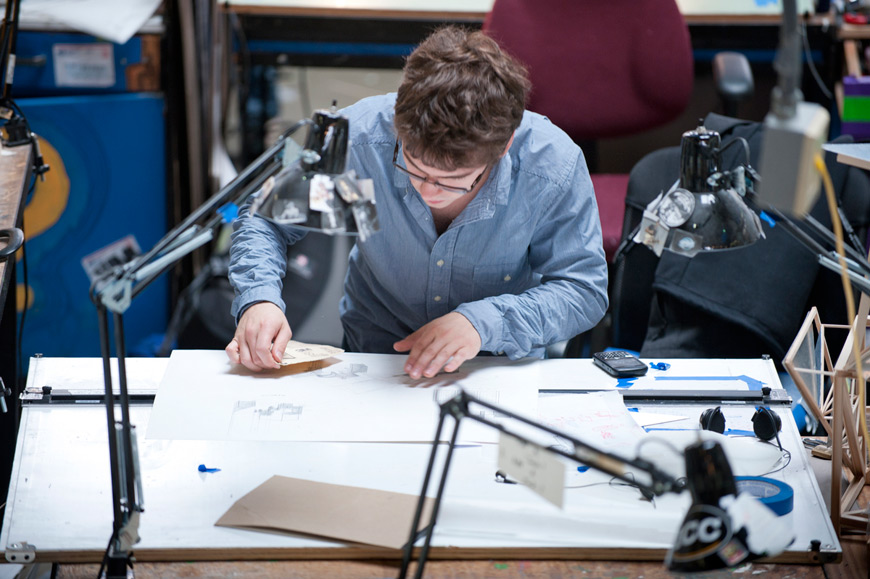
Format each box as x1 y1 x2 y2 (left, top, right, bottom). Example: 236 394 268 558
229 94 608 359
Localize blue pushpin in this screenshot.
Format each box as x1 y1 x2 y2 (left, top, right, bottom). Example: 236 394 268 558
649 362 671 371
198 464 221 473
217 203 239 223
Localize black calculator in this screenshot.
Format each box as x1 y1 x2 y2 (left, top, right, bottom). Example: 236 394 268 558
592 350 649 378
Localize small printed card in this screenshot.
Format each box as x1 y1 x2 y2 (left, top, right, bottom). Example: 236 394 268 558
281 340 344 366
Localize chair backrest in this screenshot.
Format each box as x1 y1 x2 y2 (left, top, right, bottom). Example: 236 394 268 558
483 0 694 142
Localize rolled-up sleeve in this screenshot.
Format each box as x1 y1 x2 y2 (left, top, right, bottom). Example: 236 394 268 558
228 197 307 323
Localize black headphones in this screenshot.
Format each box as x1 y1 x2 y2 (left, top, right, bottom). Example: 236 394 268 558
699 406 782 449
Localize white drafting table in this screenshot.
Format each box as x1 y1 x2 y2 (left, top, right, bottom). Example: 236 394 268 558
1 354 840 565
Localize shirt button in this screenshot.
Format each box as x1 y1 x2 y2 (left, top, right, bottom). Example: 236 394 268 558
434 296 442 302
436 259 445 267
503 275 511 281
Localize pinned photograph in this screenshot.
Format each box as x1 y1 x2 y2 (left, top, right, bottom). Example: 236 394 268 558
309 174 335 213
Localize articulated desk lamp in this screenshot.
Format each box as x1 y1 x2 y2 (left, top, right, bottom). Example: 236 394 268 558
631 0 830 259
399 391 793 578
90 105 377 578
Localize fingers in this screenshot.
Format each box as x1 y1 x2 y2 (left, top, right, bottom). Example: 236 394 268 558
225 302 291 372
225 337 240 363
237 325 266 372
272 324 294 364
409 340 472 379
443 350 471 373
393 336 413 353
404 333 438 379
417 344 454 379
253 324 279 369
400 313 481 379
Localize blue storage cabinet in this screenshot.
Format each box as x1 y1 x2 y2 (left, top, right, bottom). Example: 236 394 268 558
16 92 168 357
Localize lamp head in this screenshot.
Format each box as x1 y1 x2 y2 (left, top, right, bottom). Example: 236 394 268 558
666 439 794 572
634 122 765 257
251 106 380 241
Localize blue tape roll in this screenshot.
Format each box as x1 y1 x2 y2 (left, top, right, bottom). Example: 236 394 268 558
735 476 794 516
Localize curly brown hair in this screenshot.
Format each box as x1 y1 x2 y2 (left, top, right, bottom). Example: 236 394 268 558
394 26 531 170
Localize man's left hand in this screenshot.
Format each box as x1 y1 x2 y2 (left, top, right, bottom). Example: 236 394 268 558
393 312 481 379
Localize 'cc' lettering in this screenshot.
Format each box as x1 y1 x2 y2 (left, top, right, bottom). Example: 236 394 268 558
677 516 724 548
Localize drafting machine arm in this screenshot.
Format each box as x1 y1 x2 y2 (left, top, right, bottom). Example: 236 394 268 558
89 105 378 579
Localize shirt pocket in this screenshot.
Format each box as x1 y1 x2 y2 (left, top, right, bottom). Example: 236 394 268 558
472 262 533 301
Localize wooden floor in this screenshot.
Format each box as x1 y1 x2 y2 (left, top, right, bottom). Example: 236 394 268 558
53 554 866 579
49 526 870 578
827 535 869 579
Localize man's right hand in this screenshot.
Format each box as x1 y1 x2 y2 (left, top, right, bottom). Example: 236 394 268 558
225 302 293 371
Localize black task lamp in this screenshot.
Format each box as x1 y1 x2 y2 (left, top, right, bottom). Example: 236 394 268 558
91 105 377 579
633 122 765 258
398 391 793 578
632 0 829 260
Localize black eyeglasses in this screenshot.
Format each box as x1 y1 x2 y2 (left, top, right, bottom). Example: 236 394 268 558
392 141 487 195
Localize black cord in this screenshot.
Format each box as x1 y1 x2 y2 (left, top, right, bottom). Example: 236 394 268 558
800 20 833 102
755 443 793 477
15 178 32 394
635 435 686 459
609 471 656 503
718 136 752 168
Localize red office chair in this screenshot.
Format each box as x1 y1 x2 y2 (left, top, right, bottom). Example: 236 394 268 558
483 0 694 261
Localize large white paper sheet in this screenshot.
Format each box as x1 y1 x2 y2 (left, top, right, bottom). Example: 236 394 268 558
146 350 539 443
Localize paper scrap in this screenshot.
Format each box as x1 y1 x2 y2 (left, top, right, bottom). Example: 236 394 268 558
281 340 344 366
215 475 433 550
630 411 687 428
497 432 565 508
20 0 163 46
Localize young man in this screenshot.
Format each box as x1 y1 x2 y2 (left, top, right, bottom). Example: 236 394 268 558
226 26 608 378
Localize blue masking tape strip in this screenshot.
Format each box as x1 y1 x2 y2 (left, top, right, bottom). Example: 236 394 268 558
616 377 639 388
723 429 756 437
735 476 794 516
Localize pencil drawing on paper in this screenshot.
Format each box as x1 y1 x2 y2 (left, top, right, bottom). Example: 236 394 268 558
229 400 304 435
434 387 503 419
315 363 368 380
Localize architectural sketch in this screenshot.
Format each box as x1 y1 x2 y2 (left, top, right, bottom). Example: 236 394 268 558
229 400 304 436
315 363 368 380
